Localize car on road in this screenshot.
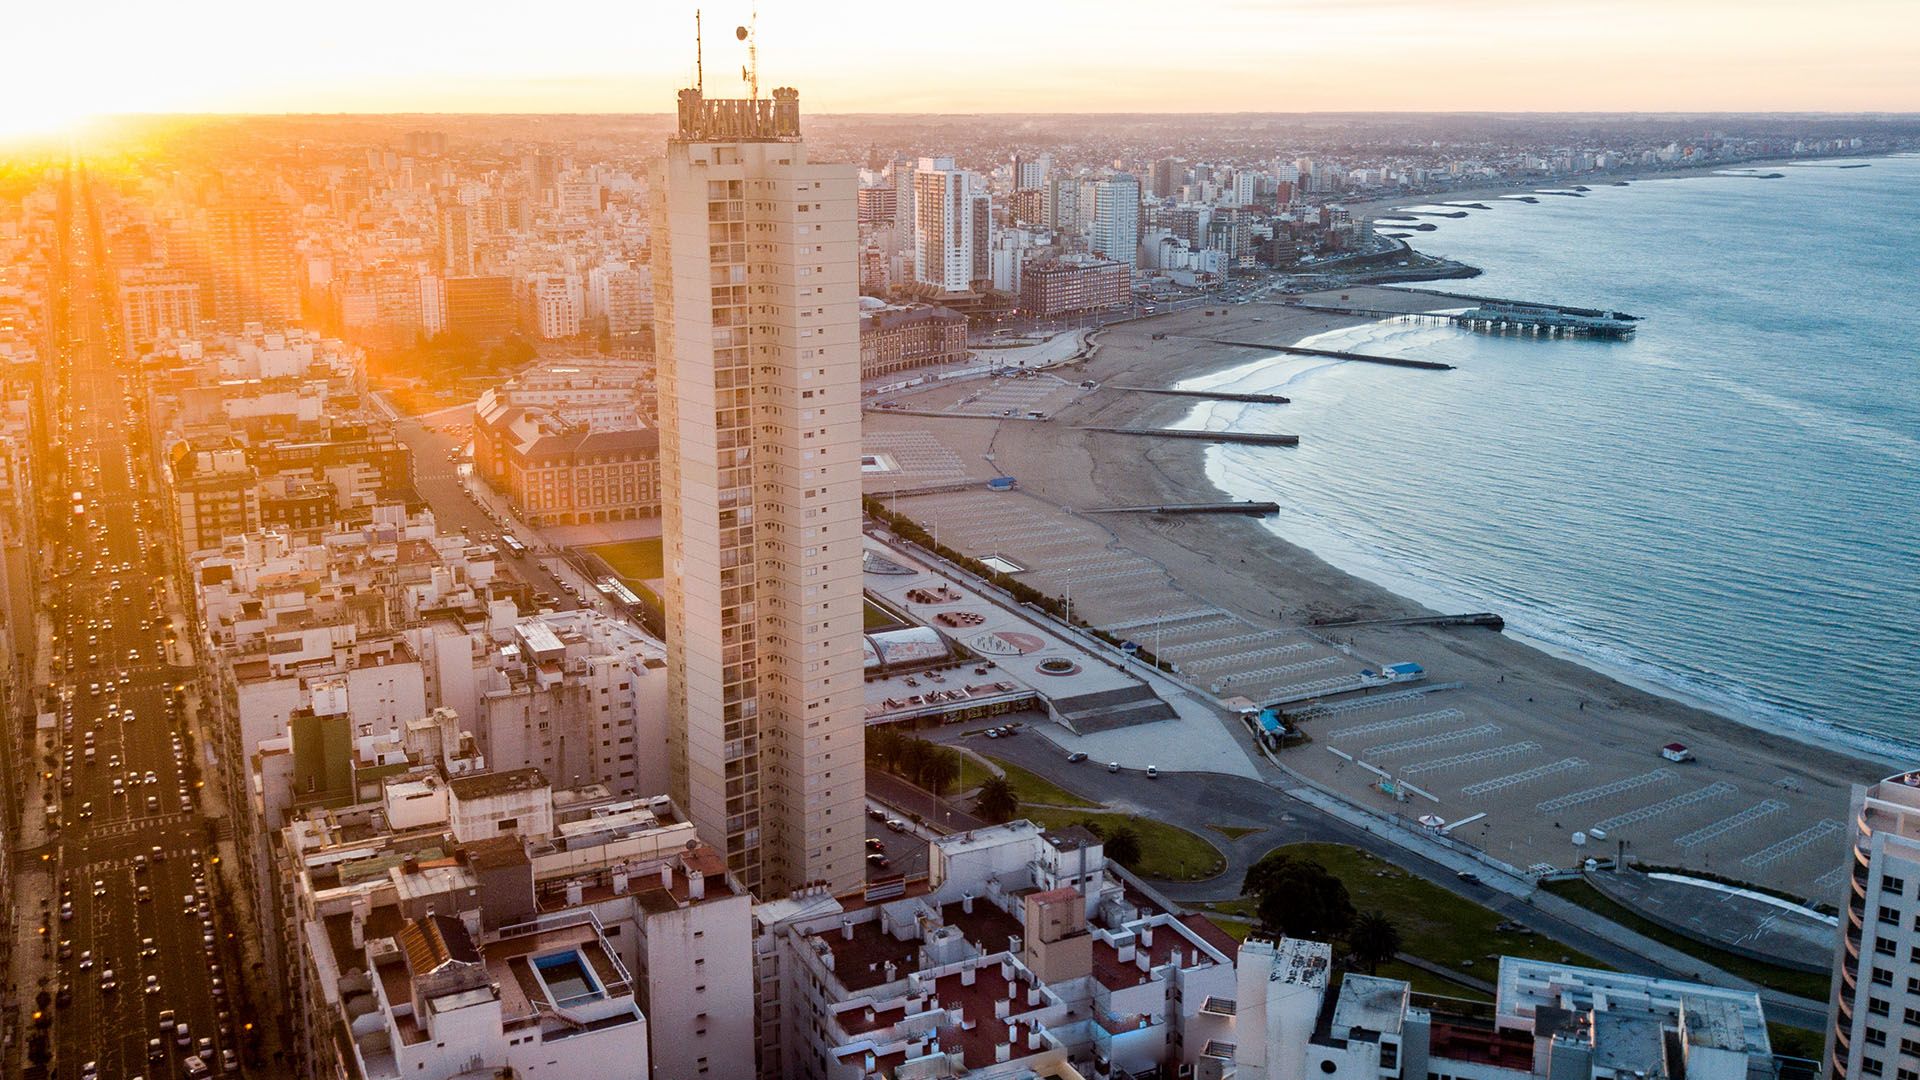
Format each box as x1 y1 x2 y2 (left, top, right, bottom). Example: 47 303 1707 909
183 1054 210 1078
99 968 117 992
867 852 892 869
1145 766 1159 779
866 837 884 853
145 973 161 994
1107 762 1120 773
78 949 93 969
885 818 906 833
867 807 885 820
1456 871 1482 885
140 937 158 958
1066 751 1088 763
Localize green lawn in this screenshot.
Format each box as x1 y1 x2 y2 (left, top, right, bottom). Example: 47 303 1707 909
955 754 995 793
864 597 900 630
589 537 664 582
1239 843 1604 977
1022 807 1226 882
984 754 1100 808
1542 878 1832 1000
1206 823 1263 841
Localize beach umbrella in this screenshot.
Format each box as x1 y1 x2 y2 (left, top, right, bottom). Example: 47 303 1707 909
1418 814 1446 829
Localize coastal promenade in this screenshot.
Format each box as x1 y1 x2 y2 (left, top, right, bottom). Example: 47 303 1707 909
860 288 1878 903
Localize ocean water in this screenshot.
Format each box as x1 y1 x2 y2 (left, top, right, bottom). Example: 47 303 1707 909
1178 155 1920 757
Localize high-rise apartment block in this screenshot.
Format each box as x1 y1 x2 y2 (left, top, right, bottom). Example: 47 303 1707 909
1826 771 1920 1080
440 202 475 275
912 157 975 294
201 194 301 330
652 87 866 898
1012 152 1050 191
1090 173 1141 268
857 185 898 228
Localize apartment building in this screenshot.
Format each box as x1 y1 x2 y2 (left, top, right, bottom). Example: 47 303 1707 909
119 264 203 346
1235 945 1777 1080
751 820 1238 1080
281 766 756 1080
652 85 867 896
1827 771 1920 1080
913 158 976 294
1018 258 1130 318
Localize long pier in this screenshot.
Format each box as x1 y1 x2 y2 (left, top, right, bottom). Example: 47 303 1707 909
1080 426 1300 447
1108 385 1291 404
1312 612 1506 631
1283 303 1635 341
1083 501 1280 516
1196 337 1454 371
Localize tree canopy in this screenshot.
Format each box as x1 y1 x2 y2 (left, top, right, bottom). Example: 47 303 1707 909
1242 852 1356 941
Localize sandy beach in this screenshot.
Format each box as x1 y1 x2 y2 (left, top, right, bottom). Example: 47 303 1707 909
864 288 1890 900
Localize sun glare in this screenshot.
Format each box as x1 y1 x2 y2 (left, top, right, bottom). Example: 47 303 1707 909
0 101 85 145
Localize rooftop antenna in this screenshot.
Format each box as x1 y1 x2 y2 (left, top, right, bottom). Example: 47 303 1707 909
695 9 704 94
737 5 758 101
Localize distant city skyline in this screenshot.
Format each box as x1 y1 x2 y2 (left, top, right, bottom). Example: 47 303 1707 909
4 0 1917 139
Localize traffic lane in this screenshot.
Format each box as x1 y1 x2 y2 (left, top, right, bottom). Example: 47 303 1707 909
50 185 239 1076
393 418 582 609
865 769 986 833
864 817 928 881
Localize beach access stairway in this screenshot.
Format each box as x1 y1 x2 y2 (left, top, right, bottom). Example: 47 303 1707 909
1050 683 1178 734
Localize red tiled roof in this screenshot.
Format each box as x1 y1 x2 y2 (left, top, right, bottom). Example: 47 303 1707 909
1178 913 1241 956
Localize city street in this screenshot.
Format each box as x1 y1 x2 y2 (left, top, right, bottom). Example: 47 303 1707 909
384 409 591 611
23 166 261 1079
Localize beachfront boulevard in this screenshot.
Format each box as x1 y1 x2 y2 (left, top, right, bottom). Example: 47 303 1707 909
856 290 1870 906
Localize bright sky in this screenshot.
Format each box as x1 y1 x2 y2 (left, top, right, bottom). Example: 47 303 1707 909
4 0 1916 137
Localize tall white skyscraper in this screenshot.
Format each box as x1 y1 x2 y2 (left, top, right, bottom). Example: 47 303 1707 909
1826 772 1920 1080
652 86 866 897
912 156 975 293
1091 172 1141 267
1012 152 1050 190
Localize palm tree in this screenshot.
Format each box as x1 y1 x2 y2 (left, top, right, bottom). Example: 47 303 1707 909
1347 910 1402 974
974 776 1019 823
921 748 959 798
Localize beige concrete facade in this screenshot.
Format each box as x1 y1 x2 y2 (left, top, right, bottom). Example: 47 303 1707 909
653 87 866 898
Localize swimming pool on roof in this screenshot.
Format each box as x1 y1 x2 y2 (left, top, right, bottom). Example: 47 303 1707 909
533 949 603 1008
